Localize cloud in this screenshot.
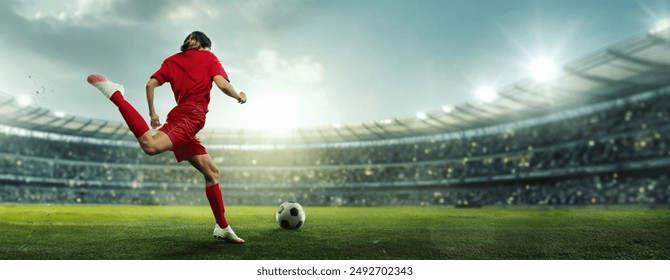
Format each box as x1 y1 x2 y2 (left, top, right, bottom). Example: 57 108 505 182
12 0 121 28
248 49 323 88
37 0 115 26
10 0 220 28
165 4 211 22
228 0 309 45
234 0 307 25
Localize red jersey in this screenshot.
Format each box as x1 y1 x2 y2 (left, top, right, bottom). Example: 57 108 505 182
151 49 229 109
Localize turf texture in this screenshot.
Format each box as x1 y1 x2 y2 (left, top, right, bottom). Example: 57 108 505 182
0 204 668 260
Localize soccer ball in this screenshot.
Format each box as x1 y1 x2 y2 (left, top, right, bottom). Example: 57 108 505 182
276 201 306 229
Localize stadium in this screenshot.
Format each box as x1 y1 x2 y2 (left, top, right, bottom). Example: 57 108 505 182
2 22 670 260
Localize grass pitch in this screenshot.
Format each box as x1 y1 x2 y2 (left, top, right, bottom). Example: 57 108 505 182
0 204 668 260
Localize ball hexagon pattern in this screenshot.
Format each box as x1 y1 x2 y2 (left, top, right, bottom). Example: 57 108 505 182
276 201 306 229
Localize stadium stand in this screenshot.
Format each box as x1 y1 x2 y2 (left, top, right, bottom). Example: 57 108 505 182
1 27 669 207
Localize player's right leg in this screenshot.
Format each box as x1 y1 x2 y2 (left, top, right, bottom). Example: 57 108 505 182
212 223 245 244
87 74 172 155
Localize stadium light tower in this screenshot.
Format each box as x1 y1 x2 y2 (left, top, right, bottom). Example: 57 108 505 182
528 57 559 82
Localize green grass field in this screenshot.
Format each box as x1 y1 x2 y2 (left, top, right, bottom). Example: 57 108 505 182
0 204 668 260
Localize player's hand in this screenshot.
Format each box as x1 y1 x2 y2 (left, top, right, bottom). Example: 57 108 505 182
150 115 161 128
238 92 247 104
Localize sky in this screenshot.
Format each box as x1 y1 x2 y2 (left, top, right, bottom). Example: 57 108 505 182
0 0 668 131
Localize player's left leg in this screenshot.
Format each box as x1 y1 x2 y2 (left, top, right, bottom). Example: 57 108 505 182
87 74 173 156
87 74 149 138
188 154 244 244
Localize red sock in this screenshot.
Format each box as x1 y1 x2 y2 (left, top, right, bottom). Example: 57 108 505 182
110 91 150 138
205 184 228 228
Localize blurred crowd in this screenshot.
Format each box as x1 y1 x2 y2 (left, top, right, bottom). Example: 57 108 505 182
1 89 670 206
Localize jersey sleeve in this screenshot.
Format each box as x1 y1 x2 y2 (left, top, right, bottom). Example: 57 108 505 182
150 61 170 85
209 55 230 82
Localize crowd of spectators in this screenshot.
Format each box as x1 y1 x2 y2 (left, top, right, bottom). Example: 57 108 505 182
1 88 670 206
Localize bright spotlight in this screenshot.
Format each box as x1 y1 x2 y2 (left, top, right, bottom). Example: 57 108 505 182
16 95 32 107
332 122 341 129
442 105 453 113
528 58 558 82
416 112 427 120
652 18 670 34
236 94 298 134
53 111 66 118
475 86 497 102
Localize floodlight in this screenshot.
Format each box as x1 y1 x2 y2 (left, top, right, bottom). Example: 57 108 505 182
475 86 497 102
53 111 66 118
332 122 341 129
652 18 670 34
442 105 453 113
16 95 32 107
528 58 558 82
416 112 427 120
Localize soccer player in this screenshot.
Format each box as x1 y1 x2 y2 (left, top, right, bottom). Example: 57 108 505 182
87 31 247 244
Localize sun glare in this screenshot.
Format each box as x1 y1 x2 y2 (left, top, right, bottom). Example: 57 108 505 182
651 18 670 34
238 95 300 134
528 58 558 82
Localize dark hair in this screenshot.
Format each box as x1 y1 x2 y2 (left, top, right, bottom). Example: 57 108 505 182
180 31 212 52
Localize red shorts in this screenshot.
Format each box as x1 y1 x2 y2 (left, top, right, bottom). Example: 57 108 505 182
158 102 208 162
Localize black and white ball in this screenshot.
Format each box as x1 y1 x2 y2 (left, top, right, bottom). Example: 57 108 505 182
276 201 306 229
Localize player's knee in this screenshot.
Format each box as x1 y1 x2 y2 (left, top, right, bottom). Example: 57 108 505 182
211 168 221 180
140 143 160 156
205 168 220 182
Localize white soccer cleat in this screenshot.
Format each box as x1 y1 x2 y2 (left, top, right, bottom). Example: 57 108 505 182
87 74 124 98
213 224 245 244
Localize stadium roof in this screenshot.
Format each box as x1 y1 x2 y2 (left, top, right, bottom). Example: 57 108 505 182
1 27 670 145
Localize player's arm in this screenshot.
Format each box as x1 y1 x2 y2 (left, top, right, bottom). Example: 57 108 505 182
213 75 246 104
146 78 162 128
